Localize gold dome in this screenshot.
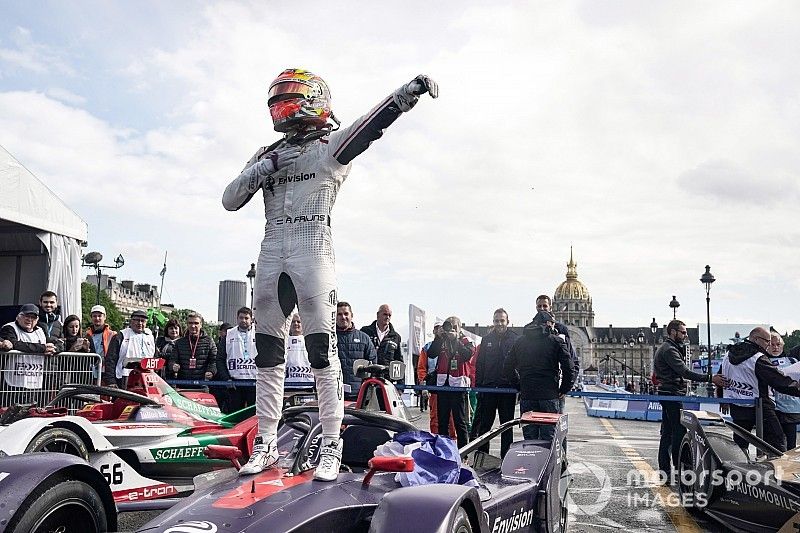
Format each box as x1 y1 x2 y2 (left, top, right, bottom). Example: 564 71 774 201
554 248 591 301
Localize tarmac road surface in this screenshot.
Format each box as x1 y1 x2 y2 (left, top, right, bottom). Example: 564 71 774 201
117 395 726 532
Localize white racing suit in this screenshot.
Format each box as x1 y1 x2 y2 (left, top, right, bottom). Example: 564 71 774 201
222 84 423 442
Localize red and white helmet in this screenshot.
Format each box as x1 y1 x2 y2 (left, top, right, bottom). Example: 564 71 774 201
268 69 333 132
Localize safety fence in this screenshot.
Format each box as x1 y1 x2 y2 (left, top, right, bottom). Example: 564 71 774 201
0 350 102 411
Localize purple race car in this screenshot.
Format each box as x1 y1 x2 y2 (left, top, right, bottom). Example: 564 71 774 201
134 407 571 533
0 452 116 533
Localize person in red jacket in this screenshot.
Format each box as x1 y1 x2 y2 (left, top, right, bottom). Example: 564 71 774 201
416 322 456 438
427 316 475 447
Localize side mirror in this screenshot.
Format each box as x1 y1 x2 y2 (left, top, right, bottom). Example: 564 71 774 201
388 361 405 382
205 445 243 470
362 456 414 488
352 358 369 377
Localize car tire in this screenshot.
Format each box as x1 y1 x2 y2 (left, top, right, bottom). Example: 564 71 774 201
25 427 89 461
6 478 109 533
451 507 473 533
677 435 714 514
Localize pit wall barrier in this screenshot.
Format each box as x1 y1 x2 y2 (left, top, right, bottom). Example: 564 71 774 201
568 390 756 423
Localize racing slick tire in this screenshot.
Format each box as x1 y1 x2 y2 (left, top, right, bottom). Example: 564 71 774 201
451 507 473 533
677 434 716 514
5 478 110 533
25 427 89 461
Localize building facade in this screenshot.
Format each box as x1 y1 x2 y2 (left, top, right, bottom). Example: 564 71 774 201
86 274 165 317
466 249 700 386
218 280 246 326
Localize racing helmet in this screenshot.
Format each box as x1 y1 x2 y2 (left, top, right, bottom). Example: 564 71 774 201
268 69 333 132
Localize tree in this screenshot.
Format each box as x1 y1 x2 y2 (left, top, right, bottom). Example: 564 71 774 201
783 330 800 354
81 282 124 331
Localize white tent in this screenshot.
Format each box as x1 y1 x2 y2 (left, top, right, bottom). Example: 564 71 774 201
0 144 87 318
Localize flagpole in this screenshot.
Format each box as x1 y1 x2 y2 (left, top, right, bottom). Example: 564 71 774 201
159 251 167 307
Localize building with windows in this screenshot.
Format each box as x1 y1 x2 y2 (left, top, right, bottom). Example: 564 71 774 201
85 274 167 317
467 249 700 387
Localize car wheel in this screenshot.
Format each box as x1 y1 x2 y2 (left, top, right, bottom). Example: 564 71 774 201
451 507 473 533
6 479 109 533
25 427 89 461
677 436 713 514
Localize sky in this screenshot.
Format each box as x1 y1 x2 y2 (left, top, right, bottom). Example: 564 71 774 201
1 1 799 338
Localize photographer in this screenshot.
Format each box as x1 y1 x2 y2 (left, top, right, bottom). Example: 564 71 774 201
428 316 475 447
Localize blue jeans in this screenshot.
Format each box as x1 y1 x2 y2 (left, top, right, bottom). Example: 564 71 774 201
520 398 560 441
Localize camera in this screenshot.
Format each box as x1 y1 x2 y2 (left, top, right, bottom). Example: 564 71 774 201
441 320 453 333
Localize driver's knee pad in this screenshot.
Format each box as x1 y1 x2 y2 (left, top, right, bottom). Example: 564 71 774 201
255 334 285 367
306 332 335 369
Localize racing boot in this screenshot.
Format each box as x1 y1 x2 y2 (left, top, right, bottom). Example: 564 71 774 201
314 438 343 482
239 435 279 476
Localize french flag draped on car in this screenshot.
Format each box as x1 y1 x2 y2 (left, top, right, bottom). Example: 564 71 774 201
374 431 478 487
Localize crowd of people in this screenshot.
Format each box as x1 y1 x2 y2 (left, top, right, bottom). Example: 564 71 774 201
11 287 800 480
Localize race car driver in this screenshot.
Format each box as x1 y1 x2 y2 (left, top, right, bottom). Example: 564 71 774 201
222 69 438 481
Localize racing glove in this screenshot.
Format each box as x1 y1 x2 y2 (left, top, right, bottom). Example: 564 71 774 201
245 144 301 193
393 74 439 112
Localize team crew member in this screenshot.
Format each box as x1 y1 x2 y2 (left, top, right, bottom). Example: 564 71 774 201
103 310 156 388
768 332 800 450
285 314 314 386
223 68 437 480
222 307 257 412
721 327 800 453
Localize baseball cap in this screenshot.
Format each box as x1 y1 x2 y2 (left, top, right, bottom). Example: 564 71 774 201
532 311 556 325
219 322 233 331
131 310 148 320
90 305 106 315
19 303 40 316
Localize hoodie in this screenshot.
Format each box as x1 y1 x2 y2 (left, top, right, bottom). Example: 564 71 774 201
719 340 800 409
503 322 573 400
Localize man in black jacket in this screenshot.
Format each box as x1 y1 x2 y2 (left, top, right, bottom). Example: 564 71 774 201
535 295 579 413
168 313 217 388
336 302 377 399
720 327 800 453
361 304 402 366
503 311 573 441
654 319 724 481
473 308 518 457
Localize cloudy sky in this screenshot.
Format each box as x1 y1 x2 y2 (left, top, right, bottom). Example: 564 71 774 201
1 1 798 337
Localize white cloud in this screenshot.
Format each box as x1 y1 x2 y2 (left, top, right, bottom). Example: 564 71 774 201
0 26 75 76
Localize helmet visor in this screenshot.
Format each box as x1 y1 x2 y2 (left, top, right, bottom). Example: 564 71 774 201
268 81 317 105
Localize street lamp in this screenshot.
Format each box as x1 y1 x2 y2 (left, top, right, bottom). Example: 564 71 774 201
82 251 125 305
669 295 680 319
701 265 716 395
611 350 616 385
246 263 256 310
637 330 645 392
650 318 658 394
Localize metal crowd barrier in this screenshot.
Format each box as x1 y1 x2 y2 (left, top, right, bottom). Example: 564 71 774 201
1 350 102 412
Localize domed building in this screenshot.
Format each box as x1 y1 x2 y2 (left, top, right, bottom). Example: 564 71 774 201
552 247 594 328
467 248 700 389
